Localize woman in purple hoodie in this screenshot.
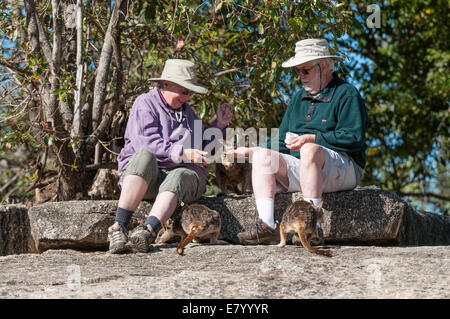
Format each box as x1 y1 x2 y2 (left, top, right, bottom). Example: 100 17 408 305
107 59 232 254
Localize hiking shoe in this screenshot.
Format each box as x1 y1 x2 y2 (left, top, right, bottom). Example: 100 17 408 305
107 222 129 254
237 219 280 245
128 224 157 253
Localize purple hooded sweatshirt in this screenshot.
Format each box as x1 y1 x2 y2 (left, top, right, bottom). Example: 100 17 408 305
117 87 225 179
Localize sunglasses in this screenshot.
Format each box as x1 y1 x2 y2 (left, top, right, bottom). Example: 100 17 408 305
180 88 191 96
167 82 191 96
296 64 318 76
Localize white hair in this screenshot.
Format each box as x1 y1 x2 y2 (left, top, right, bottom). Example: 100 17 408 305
314 58 335 75
326 58 335 73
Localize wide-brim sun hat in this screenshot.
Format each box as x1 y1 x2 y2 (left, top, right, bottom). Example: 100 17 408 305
282 38 345 68
150 59 208 94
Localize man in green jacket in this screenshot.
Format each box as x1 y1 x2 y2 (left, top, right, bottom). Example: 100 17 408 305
225 38 368 244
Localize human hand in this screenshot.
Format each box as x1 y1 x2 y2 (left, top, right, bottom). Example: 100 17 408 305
285 134 316 151
223 147 256 159
216 102 233 129
284 132 299 144
182 149 210 166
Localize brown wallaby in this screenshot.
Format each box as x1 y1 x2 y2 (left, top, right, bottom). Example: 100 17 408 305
277 199 332 257
155 204 226 255
215 139 252 195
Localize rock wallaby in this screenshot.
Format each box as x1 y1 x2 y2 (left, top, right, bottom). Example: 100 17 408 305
278 199 332 257
156 204 226 255
215 139 252 195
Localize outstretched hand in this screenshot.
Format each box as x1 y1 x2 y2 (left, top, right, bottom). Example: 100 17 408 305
223 147 256 159
182 149 210 166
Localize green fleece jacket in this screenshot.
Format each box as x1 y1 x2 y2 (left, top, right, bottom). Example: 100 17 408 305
266 73 368 182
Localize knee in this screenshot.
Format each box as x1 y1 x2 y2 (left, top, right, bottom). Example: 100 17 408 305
135 149 157 167
159 168 205 204
251 147 281 175
165 168 199 191
122 150 158 187
300 143 325 164
252 147 272 168
172 169 196 183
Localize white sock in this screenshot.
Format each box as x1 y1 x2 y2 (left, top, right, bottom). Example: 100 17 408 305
304 197 322 207
256 198 275 228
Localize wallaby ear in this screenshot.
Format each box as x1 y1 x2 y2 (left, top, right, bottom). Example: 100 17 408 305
309 200 323 209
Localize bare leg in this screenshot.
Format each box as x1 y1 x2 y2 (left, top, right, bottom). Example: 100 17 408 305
237 148 290 243
252 148 289 199
126 188 179 253
118 176 178 224
299 143 326 199
118 175 149 211
148 191 179 225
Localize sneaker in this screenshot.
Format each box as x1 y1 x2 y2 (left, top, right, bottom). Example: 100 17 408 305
128 224 157 253
237 219 280 245
107 222 129 254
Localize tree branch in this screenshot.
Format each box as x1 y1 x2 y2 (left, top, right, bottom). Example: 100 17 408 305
92 6 124 143
337 39 377 64
88 0 127 160
214 68 241 77
397 192 450 202
51 0 62 70
434 104 450 143
91 0 125 134
35 5 53 64
85 162 118 171
72 0 84 141
0 57 32 76
23 0 40 56
47 0 62 123
0 171 24 197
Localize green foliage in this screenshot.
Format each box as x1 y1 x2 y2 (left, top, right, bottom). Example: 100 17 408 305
6 0 447 215
124 0 352 128
0 0 351 200
344 0 449 214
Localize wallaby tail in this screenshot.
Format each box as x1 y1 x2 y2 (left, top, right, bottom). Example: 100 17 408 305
297 226 332 257
177 224 202 255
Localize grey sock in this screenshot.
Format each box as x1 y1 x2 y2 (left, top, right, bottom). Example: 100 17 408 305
115 207 134 228
143 215 162 234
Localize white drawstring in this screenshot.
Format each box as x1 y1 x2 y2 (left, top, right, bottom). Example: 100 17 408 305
175 109 183 122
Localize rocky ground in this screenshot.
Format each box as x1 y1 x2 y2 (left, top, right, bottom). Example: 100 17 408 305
0 243 448 299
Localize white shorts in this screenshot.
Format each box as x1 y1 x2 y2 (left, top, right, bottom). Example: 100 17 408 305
277 146 357 194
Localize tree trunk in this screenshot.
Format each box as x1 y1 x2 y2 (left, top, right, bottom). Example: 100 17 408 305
24 0 78 200
87 0 126 156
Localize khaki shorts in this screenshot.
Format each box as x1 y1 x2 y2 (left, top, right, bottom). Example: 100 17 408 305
277 146 357 193
119 150 207 205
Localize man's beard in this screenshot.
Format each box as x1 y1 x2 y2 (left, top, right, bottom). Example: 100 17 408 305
303 82 315 92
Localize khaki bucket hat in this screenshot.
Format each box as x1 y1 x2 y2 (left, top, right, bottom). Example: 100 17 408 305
149 59 208 94
282 38 345 68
